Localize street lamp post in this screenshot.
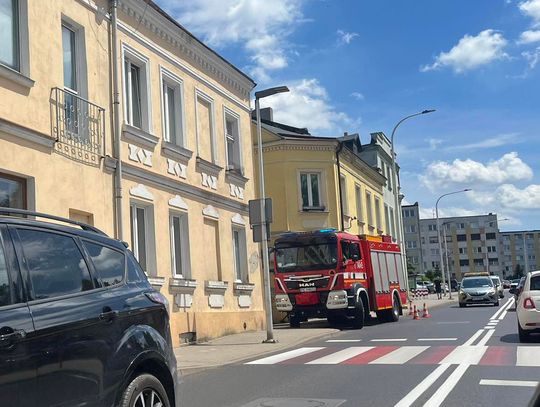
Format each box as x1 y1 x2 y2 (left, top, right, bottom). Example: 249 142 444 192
390 110 435 292
435 189 471 299
255 86 289 343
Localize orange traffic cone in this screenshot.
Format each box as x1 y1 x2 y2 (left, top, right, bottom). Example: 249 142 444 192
408 302 414 317
413 305 420 320
422 303 432 318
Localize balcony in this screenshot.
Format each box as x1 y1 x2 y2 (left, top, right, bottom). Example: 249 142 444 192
52 87 105 166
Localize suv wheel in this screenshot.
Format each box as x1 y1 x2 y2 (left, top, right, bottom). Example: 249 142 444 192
120 374 171 407
518 321 530 343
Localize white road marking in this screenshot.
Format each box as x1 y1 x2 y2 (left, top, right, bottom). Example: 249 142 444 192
394 364 452 407
369 346 429 365
516 347 540 367
484 326 495 330
326 339 362 343
246 347 324 365
497 298 515 321
463 329 485 346
476 329 495 347
437 321 470 324
370 338 407 342
480 379 539 388
423 363 470 407
487 321 498 325
306 347 373 365
491 298 512 319
440 346 488 365
417 338 458 342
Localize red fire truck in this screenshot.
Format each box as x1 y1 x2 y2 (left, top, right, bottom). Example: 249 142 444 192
273 229 408 328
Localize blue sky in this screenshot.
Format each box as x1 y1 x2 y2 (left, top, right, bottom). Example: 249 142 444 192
156 0 540 230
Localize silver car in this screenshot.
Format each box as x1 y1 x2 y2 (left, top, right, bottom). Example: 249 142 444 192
490 276 504 298
459 276 499 307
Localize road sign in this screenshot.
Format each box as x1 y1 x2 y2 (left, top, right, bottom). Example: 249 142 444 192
248 198 272 226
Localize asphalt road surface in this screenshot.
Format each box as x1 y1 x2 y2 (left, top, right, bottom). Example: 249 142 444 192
179 293 540 407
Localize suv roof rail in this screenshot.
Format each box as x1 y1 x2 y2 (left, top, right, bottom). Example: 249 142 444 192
0 207 107 236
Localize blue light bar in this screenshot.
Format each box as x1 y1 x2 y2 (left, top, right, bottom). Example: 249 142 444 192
319 228 337 233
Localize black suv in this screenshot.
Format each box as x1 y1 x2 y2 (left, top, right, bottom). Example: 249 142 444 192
0 209 179 407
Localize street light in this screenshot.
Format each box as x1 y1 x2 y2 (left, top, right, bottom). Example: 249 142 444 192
255 86 290 343
389 109 435 292
436 189 472 299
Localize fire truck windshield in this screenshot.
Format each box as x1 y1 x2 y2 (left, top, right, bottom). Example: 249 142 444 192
275 239 338 273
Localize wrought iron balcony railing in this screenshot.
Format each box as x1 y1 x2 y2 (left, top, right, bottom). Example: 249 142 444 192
52 87 105 165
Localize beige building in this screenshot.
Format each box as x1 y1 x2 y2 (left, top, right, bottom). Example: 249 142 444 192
0 0 264 345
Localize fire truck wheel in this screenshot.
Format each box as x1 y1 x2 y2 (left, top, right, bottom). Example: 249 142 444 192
351 299 365 329
388 294 400 322
289 315 301 328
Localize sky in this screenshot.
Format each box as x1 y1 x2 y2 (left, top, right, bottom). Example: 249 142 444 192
155 0 540 231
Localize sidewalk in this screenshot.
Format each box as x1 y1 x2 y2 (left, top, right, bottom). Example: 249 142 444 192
407 292 457 311
175 320 339 376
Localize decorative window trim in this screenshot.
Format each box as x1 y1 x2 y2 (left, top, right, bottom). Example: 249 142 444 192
232 226 248 283
205 280 228 291
121 43 152 132
223 106 243 174
202 204 219 220
297 170 325 212
231 213 246 226
161 141 193 164
194 89 217 163
159 66 186 147
0 0 31 86
168 195 188 211
122 123 159 150
196 156 223 176
129 183 154 201
225 170 249 187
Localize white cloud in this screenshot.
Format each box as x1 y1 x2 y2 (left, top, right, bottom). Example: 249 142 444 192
421 29 508 73
522 46 540 68
420 152 533 190
520 0 540 25
518 30 540 44
470 184 540 210
350 92 365 100
159 0 304 81
259 78 360 134
426 138 443 150
445 133 521 151
337 30 359 45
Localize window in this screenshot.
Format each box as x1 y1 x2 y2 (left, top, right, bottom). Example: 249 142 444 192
486 232 496 240
300 172 322 209
225 110 241 171
123 46 150 131
0 172 26 208
431 248 439 256
18 229 93 300
459 259 470 267
83 242 125 287
196 90 216 163
457 234 467 242
374 197 382 230
476 247 482 253
489 258 499 266
389 207 395 238
341 241 361 261
0 235 11 306
488 246 497 253
470 222 479 229
474 258 484 266
428 224 437 231
459 247 466 254
411 256 419 265
366 191 373 226
355 184 363 219
130 202 156 275
406 241 417 249
161 70 185 146
170 212 190 278
432 261 440 268
232 228 248 282
470 233 481 241
405 225 416 233
457 223 465 229
385 206 390 233
0 0 18 69
429 236 438 244
340 175 349 215
386 164 393 191
62 24 77 93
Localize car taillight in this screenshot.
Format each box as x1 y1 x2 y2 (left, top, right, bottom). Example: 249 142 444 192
523 297 536 309
146 291 170 311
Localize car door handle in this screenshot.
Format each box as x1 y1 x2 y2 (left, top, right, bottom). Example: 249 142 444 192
99 310 118 321
0 329 26 344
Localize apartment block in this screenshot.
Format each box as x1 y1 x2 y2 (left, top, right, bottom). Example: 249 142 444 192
401 202 423 272
499 231 540 276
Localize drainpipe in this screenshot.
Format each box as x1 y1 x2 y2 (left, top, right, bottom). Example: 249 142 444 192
336 140 345 231
111 0 123 240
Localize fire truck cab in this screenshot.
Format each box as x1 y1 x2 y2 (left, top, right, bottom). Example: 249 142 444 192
273 229 408 328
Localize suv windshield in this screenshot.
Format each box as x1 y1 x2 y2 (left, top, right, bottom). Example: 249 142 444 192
462 277 493 289
275 241 338 272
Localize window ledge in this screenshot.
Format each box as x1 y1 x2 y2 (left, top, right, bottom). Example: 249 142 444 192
0 64 34 88
161 141 193 164
233 282 255 292
147 276 166 288
302 206 326 212
122 123 159 149
225 169 249 186
205 280 228 291
169 277 198 292
196 157 223 176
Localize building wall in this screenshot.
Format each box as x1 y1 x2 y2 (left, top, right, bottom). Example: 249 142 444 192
500 231 540 277
402 203 422 273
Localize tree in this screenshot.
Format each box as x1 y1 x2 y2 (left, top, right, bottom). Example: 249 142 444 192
407 258 416 275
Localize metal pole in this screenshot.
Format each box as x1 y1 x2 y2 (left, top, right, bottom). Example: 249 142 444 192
435 203 447 298
255 97 275 343
443 223 450 292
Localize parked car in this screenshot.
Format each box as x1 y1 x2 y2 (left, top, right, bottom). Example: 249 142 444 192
512 276 527 306
502 280 511 289
416 280 435 293
490 275 504 298
459 275 499 307
514 270 540 342
510 278 522 290
0 208 179 407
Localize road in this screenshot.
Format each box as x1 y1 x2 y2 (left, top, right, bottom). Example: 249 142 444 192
179 293 540 407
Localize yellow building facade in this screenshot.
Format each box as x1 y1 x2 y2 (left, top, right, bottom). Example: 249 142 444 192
0 0 264 346
254 115 388 239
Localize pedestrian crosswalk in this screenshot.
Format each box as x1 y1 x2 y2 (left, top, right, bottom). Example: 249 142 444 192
245 345 540 367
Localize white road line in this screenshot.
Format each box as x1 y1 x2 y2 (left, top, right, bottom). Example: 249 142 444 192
326 339 362 343
369 346 429 365
306 347 373 365
480 379 539 388
370 338 407 342
491 298 512 320
487 321 498 325
484 326 495 330
394 364 452 407
417 338 458 342
245 347 324 365
437 321 470 324
423 363 470 407
463 329 485 346
440 346 488 365
497 298 515 321
476 329 495 347
516 347 540 367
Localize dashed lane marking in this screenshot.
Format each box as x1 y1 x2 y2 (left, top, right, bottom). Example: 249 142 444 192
417 338 457 342
326 339 362 343
480 379 539 388
370 338 407 342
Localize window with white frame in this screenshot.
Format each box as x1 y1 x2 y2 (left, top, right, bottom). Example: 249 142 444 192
389 207 395 238
123 47 150 131
195 90 216 163
374 197 382 231
170 212 190 279
300 172 322 209
340 175 349 215
232 227 248 282
405 224 417 233
385 205 390 234
386 164 393 191
406 241 417 249
428 224 437 231
130 202 155 275
161 69 184 146
365 191 373 227
0 0 29 81
225 110 241 172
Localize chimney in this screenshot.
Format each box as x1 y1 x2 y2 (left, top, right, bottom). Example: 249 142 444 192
260 107 273 121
